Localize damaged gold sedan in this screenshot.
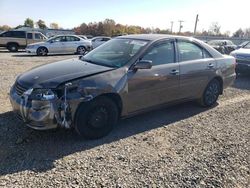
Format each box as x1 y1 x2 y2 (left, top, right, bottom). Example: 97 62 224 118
9 34 236 139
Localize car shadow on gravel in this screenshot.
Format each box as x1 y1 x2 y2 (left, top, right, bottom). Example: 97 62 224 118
0 102 211 175
233 75 250 90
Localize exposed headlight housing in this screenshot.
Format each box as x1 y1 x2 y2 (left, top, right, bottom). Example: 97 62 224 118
29 89 56 100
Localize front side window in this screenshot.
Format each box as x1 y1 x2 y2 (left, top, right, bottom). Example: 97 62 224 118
1 31 13 37
142 42 175 66
35 33 43 39
83 38 148 68
47 36 66 43
178 41 205 61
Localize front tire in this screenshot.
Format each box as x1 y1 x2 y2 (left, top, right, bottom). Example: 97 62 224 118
76 46 86 55
36 47 48 56
7 43 18 52
199 79 221 107
75 96 119 139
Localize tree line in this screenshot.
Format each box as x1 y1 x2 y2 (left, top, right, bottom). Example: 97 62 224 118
0 18 60 31
1 18 250 38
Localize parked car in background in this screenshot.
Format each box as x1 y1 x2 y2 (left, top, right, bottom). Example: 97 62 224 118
26 35 92 55
230 42 250 74
236 41 250 49
0 30 47 52
91 36 111 48
10 34 236 139
78 35 88 40
207 40 237 54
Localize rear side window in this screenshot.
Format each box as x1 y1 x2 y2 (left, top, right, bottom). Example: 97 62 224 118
27 33 33 39
142 42 175 66
65 36 80 41
12 31 26 38
177 41 211 61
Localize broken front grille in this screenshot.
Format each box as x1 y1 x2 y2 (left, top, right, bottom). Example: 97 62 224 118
15 82 28 96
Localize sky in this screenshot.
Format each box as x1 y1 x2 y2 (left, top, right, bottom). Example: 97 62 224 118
0 0 249 34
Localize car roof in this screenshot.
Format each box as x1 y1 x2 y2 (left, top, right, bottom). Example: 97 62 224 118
117 34 193 42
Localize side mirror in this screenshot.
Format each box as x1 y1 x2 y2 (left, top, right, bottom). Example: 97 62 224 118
134 60 152 70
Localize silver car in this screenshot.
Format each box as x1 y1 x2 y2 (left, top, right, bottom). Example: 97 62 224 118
26 35 92 56
91 36 111 48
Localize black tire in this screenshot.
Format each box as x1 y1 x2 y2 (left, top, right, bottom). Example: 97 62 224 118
76 46 86 55
36 47 48 56
75 96 119 139
7 43 18 52
199 79 221 107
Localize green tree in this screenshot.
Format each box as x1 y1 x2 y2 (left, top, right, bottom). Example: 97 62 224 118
24 18 34 28
0 25 11 31
36 19 47 29
50 22 59 29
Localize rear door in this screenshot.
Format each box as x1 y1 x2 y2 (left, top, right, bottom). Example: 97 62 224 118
125 40 180 113
47 36 66 53
176 40 216 99
64 36 81 53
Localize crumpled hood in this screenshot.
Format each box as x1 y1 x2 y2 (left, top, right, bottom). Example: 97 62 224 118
17 58 114 88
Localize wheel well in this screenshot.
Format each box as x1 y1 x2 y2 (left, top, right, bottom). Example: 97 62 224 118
37 46 48 52
213 76 223 94
77 46 86 50
97 93 123 116
7 42 19 47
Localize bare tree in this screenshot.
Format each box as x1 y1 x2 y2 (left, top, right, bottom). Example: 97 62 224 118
209 22 221 35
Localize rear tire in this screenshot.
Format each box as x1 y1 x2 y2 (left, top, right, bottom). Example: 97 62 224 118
75 96 119 139
37 47 48 56
199 79 221 107
7 43 18 52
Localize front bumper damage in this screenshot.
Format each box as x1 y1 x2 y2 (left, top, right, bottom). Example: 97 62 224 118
9 82 83 130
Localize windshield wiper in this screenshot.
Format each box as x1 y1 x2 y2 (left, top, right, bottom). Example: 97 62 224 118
80 57 117 68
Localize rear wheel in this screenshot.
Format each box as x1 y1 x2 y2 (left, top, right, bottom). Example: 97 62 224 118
37 47 48 56
199 79 221 107
7 43 18 52
77 46 86 55
75 96 119 139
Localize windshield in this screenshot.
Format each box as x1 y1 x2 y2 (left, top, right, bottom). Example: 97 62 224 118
243 42 250 49
82 38 148 68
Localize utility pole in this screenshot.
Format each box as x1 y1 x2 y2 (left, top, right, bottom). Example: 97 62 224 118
194 14 199 35
170 21 174 33
178 20 184 33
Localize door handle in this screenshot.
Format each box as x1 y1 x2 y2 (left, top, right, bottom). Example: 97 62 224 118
207 63 214 68
170 69 179 75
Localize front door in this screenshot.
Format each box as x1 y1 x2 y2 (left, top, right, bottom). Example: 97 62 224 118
125 40 180 114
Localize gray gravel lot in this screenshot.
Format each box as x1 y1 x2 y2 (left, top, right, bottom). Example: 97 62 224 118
0 50 249 187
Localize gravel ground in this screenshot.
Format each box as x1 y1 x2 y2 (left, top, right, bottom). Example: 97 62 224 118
0 50 249 187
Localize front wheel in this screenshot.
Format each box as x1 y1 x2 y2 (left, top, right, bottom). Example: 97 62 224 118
75 97 119 139
7 43 18 52
199 79 221 107
37 47 48 56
